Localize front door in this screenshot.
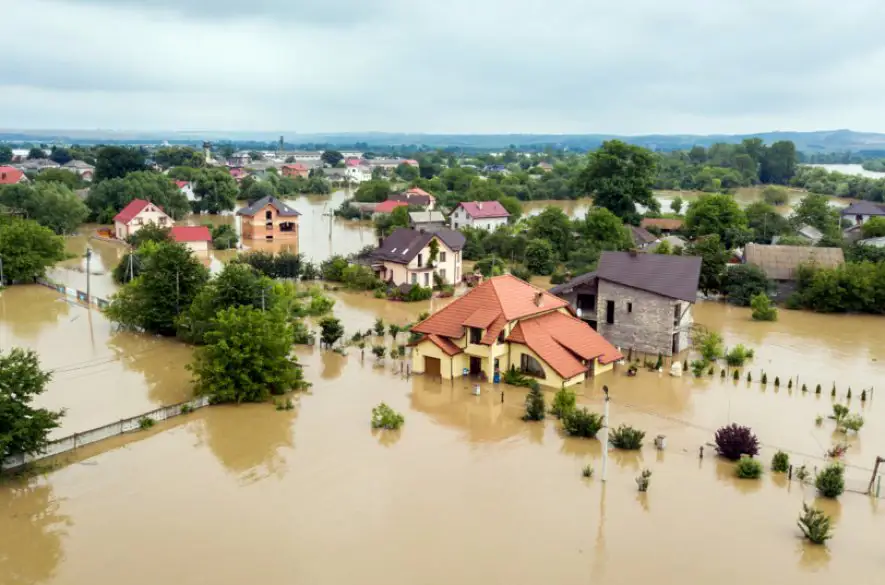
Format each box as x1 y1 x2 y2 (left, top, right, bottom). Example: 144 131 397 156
469 356 482 377
672 333 679 355
424 356 441 378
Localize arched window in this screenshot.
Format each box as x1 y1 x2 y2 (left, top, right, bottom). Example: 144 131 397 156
520 353 546 379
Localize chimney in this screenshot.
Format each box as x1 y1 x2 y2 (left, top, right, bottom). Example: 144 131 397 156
378 237 384 248
478 202 483 210
534 291 544 307
1 172 5 180
628 248 638 257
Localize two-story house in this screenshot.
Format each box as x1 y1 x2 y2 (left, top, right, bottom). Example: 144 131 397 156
410 275 622 387
113 199 172 240
282 163 309 178
550 251 702 357
345 160 371 183
450 201 510 231
370 228 465 288
236 195 300 244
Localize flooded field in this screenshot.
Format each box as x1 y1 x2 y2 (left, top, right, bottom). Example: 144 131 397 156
2 280 885 584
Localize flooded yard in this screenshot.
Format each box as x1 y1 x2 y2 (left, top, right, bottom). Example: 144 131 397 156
2 283 884 584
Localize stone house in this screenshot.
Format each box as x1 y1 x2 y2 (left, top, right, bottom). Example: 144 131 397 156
113 199 171 240
551 251 702 357
236 195 300 244
410 275 622 388
369 227 465 288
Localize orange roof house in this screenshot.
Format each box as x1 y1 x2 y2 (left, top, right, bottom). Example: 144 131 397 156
409 275 622 387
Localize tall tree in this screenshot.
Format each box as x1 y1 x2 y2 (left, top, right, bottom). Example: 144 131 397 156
34 168 82 190
578 207 633 250
575 140 658 224
0 348 64 461
528 206 573 259
791 192 840 236
759 140 797 184
0 145 12 163
29 182 89 234
744 201 790 244
687 234 730 295
86 171 189 222
106 241 210 336
94 146 146 181
153 146 205 169
194 168 239 214
321 150 344 166
0 217 66 283
48 147 73 165
684 193 751 249
27 147 46 160
354 180 392 203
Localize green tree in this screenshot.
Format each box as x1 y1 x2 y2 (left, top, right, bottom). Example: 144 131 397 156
759 141 797 184
94 146 146 181
48 147 73 165
27 147 46 160
523 382 546 421
321 150 344 166
190 306 308 403
685 194 751 249
106 241 209 336
210 223 238 250
113 239 161 284
498 195 523 221
0 348 64 461
240 178 276 203
153 146 205 169
670 196 683 214
0 182 88 234
321 255 349 281
687 234 729 295
0 145 12 163
745 201 790 244
374 204 411 236
575 140 658 224
86 171 189 222
319 316 345 348
524 238 557 275
861 217 885 239
761 186 789 206
791 192 840 236
0 217 66 283
395 163 419 181
194 168 238 213
34 168 82 189
723 264 773 306
579 207 633 250
750 292 778 321
354 180 392 203
528 207 573 259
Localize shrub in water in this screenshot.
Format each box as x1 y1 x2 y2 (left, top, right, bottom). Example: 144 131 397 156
746 371 752 382
371 402 404 430
707 365 714 376
840 414 864 433
815 415 823 426
815 463 845 498
720 369 726 379
733 369 740 381
523 382 546 421
735 456 763 479
582 464 594 478
761 372 767 384
609 424 645 450
795 465 810 482
771 450 790 472
861 389 867 402
636 469 652 492
774 376 780 387
654 353 663 370
503 366 533 388
832 404 849 423
371 345 386 361
138 417 155 430
180 404 193 414
714 423 760 460
550 386 576 419
787 378 793 389
725 344 754 367
815 384 821 394
831 385 836 398
798 503 833 545
691 360 706 377
801 383 807 392
847 387 852 400
562 408 604 438
682 359 688 372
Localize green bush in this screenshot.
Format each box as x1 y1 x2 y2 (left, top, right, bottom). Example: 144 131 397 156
798 503 833 545
735 456 763 479
636 469 652 492
774 376 780 387
761 372 767 384
371 345 386 360
725 344 754 367
562 408 604 438
733 369 740 380
609 424 645 450
523 383 546 421
371 402 404 430
180 404 193 415
503 366 533 388
582 464 594 478
138 417 155 430
403 284 433 302
550 387 576 418
746 371 752 382
771 450 789 472
696 331 724 362
840 414 864 433
750 292 778 321
691 360 707 377
815 463 845 498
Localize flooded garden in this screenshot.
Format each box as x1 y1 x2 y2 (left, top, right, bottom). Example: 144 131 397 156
2 188 885 585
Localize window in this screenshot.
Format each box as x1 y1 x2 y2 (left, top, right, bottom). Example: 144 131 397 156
497 329 505 343
520 354 546 379
606 300 615 324
417 253 423 267
411 273 417 285
469 327 482 344
674 304 682 325
627 302 633 313
158 217 167 225
439 251 447 262
424 272 429 286
439 268 446 282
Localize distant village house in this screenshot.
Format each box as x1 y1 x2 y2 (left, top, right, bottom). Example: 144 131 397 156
236 195 300 244
450 201 510 230
369 227 465 288
170 225 212 255
743 243 845 298
114 199 171 240
282 163 309 178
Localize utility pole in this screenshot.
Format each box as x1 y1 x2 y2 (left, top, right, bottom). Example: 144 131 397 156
175 269 180 315
0 256 4 287
129 247 135 282
601 385 610 482
85 248 93 302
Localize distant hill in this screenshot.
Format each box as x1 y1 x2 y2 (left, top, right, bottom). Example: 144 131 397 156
4 128 885 153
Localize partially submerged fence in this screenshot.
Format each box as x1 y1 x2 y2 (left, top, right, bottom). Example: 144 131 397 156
1 396 210 472
35 277 111 309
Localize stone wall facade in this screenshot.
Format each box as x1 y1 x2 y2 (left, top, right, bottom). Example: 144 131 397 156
593 280 693 356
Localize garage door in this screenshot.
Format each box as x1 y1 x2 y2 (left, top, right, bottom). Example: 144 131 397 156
424 356 442 377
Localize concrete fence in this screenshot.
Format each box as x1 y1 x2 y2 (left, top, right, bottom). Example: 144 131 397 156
1 396 210 472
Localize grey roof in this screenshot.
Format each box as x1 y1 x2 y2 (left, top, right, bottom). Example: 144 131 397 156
63 160 94 170
797 224 823 242
628 225 658 246
552 252 702 301
371 227 465 265
236 195 301 217
409 211 446 224
840 201 885 216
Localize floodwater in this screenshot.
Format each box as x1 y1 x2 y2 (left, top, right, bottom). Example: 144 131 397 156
805 163 885 179
2 283 885 585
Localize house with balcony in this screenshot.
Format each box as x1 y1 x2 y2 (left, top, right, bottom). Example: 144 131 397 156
550 251 702 357
236 195 300 244
113 199 171 240
369 227 465 288
410 275 622 387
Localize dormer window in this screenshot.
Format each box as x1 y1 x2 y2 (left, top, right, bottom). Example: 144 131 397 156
469 327 482 344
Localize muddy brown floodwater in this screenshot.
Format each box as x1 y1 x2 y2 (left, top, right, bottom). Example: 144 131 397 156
2 272 885 585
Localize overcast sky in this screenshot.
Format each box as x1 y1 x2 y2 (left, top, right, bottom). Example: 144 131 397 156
2 0 884 135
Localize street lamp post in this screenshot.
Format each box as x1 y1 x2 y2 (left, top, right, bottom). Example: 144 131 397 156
601 385 610 482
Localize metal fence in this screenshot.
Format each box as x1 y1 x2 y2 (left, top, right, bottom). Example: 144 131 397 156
1 396 210 472
35 277 111 309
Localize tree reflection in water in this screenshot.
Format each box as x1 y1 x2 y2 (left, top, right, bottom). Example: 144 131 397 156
0 480 70 585
0 286 71 341
105 330 192 405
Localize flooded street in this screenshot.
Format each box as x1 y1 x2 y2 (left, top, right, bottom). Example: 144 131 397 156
2 284 885 584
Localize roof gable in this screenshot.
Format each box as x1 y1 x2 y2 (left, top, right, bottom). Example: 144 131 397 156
236 195 301 217
458 200 510 219
114 199 166 224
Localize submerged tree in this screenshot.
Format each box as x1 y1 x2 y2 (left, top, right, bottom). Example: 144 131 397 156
798 503 833 545
523 382 546 421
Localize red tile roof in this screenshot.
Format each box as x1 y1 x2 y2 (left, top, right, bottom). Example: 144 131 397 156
174 180 189 188
170 225 211 243
458 200 510 219
507 311 622 378
374 200 408 214
405 187 432 197
424 334 463 356
411 275 568 340
114 199 164 224
0 166 25 184
283 163 308 171
640 218 684 231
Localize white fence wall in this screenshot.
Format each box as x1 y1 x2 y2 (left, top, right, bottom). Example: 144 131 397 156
1 396 210 471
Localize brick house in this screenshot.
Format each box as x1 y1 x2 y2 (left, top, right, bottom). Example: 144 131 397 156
236 195 300 244
113 199 171 240
282 163 309 178
410 275 622 387
551 251 702 356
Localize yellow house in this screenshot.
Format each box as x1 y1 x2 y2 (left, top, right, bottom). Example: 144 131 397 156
410 275 623 388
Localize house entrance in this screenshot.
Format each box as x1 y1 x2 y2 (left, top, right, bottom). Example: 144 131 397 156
469 356 482 377
424 356 441 378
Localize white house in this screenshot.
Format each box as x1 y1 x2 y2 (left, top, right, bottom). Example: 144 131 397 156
840 201 885 226
113 199 171 240
450 201 510 231
345 160 371 183
175 180 196 202
369 228 466 287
